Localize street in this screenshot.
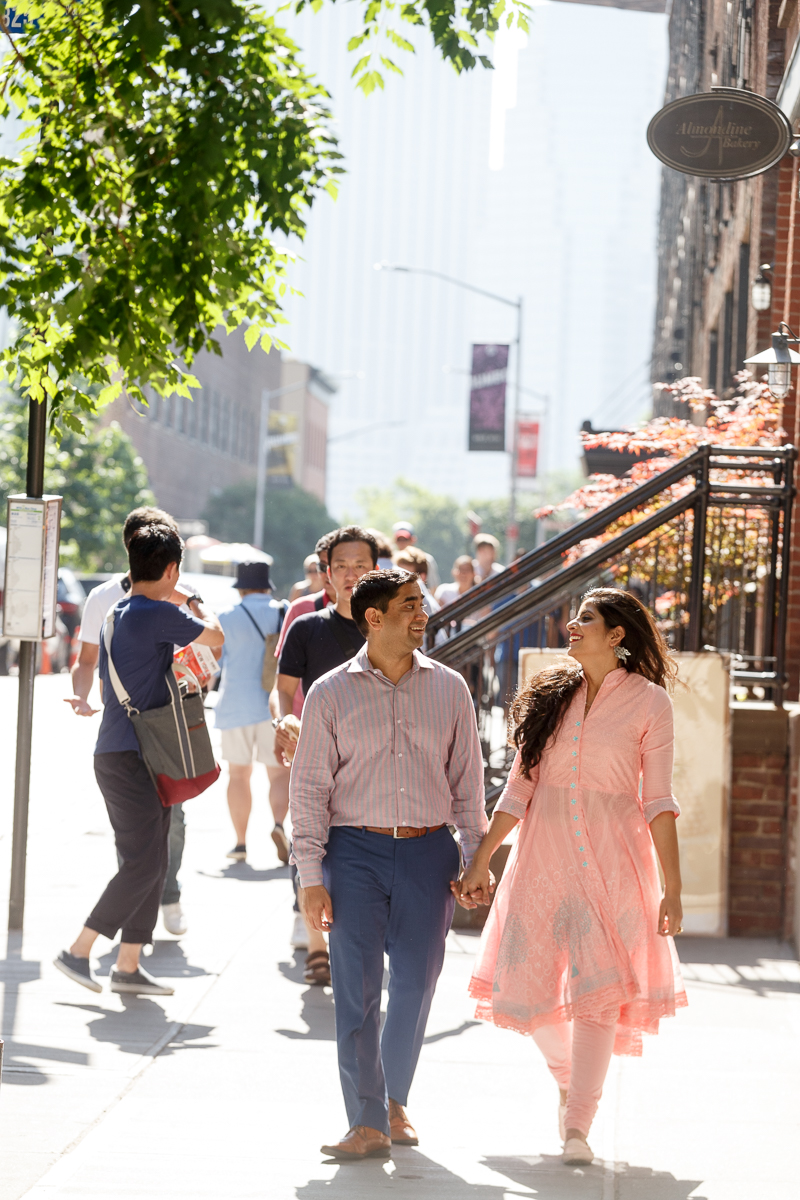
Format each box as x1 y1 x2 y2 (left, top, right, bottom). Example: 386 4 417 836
1 676 799 1200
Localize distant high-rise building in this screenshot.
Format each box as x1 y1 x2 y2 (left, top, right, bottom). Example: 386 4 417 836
275 3 668 517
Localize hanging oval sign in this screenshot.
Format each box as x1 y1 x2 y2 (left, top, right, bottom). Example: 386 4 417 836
647 88 792 180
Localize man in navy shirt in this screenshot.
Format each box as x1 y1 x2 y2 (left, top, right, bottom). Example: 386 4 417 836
55 524 224 996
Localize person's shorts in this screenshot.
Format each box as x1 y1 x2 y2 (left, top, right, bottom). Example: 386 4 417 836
220 721 276 766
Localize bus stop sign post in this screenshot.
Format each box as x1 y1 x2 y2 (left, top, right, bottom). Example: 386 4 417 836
4 398 61 933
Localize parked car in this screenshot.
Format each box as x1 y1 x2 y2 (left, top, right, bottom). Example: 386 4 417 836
57 567 86 641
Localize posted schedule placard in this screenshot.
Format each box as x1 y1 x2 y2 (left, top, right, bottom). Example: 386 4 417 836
2 495 63 640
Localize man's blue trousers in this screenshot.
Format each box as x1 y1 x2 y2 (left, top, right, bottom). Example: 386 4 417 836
323 825 460 1134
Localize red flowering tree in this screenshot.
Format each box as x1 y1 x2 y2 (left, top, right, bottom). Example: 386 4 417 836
536 374 787 639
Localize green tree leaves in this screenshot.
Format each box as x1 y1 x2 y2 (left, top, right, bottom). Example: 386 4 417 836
0 1 342 432
302 0 529 94
0 395 155 571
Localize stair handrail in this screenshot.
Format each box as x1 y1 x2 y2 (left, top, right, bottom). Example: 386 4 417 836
424 445 711 647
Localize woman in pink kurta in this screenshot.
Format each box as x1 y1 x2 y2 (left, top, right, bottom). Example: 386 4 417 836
456 588 686 1166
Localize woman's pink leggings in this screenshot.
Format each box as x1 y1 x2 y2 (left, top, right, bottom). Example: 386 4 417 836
532 1016 617 1137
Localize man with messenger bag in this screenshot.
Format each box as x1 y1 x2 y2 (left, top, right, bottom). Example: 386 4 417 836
55 524 224 997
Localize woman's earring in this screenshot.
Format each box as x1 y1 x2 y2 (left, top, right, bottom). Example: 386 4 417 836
614 644 631 661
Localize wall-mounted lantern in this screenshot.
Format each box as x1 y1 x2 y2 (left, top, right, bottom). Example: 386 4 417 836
744 322 800 399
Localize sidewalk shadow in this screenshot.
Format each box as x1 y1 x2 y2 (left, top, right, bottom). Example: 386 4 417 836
93 941 212 980
296 1151 706 1199
276 984 336 1041
53 997 215 1057
196 863 290 883
0 933 80 1085
677 936 800 998
484 1156 705 1199
423 1020 481 1044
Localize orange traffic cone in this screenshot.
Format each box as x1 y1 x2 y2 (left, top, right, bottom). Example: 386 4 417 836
40 641 52 675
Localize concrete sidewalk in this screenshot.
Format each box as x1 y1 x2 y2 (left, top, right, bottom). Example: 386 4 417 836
1 677 799 1199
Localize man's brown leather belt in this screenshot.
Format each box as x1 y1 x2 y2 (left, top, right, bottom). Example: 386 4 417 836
363 824 445 839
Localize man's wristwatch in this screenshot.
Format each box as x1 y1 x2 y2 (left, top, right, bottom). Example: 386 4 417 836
271 717 282 730
185 593 204 606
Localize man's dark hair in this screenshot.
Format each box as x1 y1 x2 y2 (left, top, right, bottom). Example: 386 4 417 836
350 569 417 635
128 524 184 583
315 529 339 559
328 525 379 568
123 506 178 549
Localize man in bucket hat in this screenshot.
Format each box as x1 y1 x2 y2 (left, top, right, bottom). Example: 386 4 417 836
215 560 290 865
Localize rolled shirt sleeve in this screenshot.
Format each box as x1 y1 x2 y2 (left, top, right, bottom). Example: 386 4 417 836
494 749 539 820
288 684 338 888
641 687 681 824
446 679 488 867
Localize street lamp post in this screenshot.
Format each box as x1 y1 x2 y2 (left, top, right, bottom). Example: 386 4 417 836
375 263 524 564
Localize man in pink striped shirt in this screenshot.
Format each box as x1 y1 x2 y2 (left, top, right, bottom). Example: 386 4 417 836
290 569 487 1161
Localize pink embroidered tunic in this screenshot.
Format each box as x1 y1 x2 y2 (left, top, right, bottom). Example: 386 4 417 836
469 667 687 1056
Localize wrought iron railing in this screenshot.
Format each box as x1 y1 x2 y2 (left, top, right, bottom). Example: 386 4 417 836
425 444 797 802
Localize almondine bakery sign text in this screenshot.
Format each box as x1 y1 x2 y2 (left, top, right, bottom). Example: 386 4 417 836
648 87 792 180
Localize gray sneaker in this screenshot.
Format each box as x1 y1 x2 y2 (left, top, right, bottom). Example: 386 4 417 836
109 965 175 996
54 950 102 993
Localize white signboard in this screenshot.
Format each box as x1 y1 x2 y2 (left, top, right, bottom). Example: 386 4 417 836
2 495 63 640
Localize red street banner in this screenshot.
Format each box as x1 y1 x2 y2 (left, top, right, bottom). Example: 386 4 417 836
517 420 539 477
468 344 509 452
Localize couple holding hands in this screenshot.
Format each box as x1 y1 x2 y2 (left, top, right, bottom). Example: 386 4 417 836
291 571 685 1165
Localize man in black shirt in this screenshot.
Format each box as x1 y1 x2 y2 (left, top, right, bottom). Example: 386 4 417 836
275 525 379 732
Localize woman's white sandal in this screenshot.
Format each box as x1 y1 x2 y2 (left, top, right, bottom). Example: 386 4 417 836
562 1137 594 1165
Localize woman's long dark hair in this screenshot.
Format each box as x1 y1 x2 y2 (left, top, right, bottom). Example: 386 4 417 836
511 587 677 778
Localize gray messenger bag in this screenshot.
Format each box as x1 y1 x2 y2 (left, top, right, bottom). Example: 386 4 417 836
103 611 220 807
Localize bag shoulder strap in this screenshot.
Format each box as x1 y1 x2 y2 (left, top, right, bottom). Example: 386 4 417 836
319 605 362 658
102 609 139 716
277 599 289 632
240 602 266 642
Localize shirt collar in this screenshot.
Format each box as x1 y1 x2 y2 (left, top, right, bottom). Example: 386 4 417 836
347 645 435 676
579 666 629 695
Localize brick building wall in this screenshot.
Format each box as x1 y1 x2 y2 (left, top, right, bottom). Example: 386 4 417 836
729 706 798 939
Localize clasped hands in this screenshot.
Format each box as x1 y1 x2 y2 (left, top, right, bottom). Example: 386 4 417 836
450 863 496 910
301 864 498 928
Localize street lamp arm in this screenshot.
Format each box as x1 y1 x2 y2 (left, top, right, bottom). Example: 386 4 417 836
328 419 405 443
374 262 519 310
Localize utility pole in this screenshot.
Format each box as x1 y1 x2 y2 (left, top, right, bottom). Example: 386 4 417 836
8 398 47 932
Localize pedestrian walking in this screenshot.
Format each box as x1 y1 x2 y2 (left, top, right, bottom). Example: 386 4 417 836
392 546 440 617
275 526 379 983
473 533 503 581
55 525 224 996
290 568 487 1160
458 588 686 1166
391 521 440 590
289 554 325 602
435 554 476 611
64 506 193 937
215 560 290 865
367 527 395 570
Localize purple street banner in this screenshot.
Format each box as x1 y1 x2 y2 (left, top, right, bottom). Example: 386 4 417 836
468 344 509 452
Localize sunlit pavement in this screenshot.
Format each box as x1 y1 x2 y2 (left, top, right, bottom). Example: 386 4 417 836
1 676 799 1200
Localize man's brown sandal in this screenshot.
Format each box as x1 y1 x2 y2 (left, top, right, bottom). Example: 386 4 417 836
304 950 331 986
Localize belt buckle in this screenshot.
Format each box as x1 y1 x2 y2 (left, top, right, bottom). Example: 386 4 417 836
393 826 400 838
